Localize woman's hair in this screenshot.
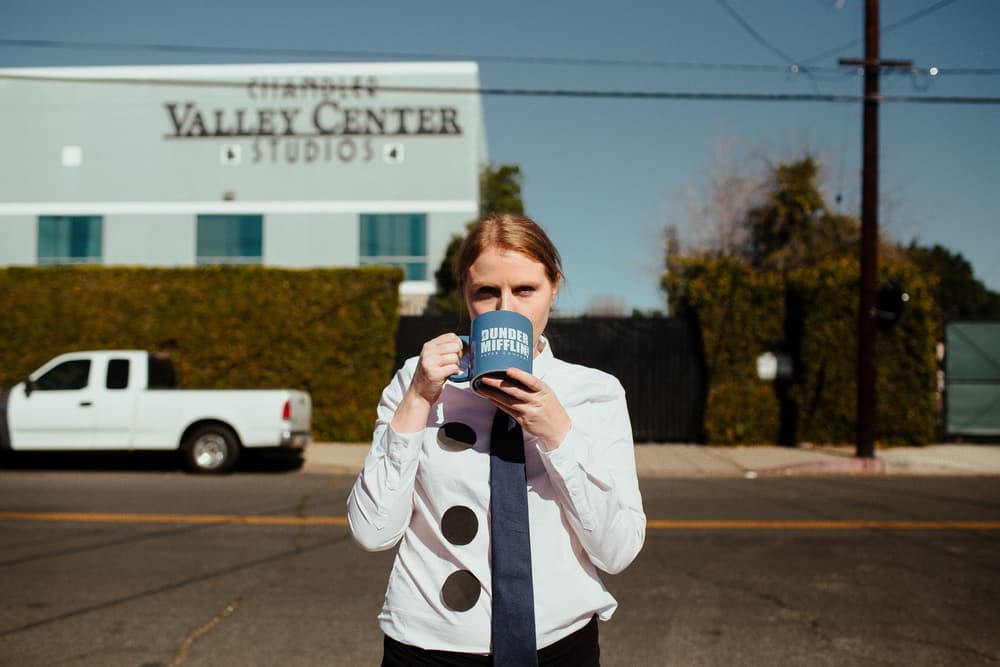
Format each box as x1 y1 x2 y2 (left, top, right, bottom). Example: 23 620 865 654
454 214 563 292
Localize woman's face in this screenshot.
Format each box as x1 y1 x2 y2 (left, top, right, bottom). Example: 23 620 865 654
463 246 559 355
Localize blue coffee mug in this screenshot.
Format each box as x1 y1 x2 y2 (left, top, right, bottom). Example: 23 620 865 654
450 310 534 390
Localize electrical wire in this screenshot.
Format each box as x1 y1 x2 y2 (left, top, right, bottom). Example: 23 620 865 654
0 71 997 104
715 0 802 66
2 37 993 79
803 0 963 65
0 37 834 74
715 0 822 94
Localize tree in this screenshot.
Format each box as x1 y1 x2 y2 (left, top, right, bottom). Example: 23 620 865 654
426 234 466 315
479 164 525 217
663 153 860 309
745 157 859 270
426 164 526 315
905 242 1000 323
663 153 921 447
665 151 860 272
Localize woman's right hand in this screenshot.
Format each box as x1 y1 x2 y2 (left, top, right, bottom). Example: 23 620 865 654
408 333 466 405
391 333 465 434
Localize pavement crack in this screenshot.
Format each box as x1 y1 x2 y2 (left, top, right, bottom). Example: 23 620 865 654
0 534 347 638
170 596 242 666
687 569 832 642
883 630 999 663
295 493 311 518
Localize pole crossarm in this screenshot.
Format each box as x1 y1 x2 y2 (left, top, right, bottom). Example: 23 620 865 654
839 58 914 69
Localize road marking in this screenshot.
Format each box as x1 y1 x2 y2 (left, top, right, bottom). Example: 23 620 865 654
2 511 1000 530
0 511 349 526
645 519 1000 530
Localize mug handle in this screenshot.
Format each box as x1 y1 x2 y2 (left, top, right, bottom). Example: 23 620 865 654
448 335 471 382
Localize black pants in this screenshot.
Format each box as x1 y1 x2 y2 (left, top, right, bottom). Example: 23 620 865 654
381 615 600 667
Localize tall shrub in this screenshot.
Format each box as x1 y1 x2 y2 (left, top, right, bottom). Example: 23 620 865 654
665 256 937 445
0 266 401 441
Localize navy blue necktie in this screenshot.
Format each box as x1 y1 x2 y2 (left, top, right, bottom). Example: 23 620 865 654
490 408 538 667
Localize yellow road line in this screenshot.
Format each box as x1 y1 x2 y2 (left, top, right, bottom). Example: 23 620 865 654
1 511 999 530
0 511 348 526
645 519 1000 530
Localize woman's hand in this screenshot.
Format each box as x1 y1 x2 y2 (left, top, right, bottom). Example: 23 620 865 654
475 368 571 450
391 333 465 433
411 333 466 403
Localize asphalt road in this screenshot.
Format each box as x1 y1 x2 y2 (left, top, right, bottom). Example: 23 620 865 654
1 466 998 666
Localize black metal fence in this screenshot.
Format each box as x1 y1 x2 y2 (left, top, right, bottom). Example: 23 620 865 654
394 315 705 442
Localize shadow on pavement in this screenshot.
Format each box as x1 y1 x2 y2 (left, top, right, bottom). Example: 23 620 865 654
0 449 304 474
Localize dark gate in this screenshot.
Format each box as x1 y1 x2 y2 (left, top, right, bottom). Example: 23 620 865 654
394 315 705 442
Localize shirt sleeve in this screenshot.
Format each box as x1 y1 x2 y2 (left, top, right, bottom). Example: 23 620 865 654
536 380 646 574
347 365 424 552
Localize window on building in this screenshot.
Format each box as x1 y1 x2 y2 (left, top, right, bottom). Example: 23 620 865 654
37 216 102 265
359 213 427 281
196 214 263 264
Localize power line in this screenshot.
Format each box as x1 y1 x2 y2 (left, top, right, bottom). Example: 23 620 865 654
804 0 962 65
716 0 822 94
2 37 997 79
0 37 823 73
933 67 1000 76
0 72 997 104
716 0 801 66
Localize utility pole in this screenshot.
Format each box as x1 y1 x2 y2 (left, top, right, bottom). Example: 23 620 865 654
840 0 911 459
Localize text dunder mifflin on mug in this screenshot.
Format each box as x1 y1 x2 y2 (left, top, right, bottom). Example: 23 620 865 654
480 327 531 357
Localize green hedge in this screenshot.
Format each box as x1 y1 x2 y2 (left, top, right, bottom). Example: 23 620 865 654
666 256 937 445
0 266 402 441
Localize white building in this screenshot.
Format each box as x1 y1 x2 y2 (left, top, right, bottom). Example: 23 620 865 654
0 62 487 312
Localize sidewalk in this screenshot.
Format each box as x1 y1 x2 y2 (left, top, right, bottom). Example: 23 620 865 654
302 442 1000 477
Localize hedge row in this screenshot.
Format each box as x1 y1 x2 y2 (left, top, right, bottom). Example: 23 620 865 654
665 256 937 445
0 266 402 441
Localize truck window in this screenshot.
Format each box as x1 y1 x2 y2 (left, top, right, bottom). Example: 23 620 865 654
107 359 130 389
35 360 91 391
148 354 179 389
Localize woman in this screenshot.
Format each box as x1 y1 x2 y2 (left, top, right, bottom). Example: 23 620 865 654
348 214 646 666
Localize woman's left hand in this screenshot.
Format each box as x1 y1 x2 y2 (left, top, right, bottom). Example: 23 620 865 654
475 368 570 451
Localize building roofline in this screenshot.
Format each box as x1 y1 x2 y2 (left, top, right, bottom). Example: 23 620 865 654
0 61 480 79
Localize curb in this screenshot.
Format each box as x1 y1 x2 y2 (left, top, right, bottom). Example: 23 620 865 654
300 443 1000 478
748 456 886 477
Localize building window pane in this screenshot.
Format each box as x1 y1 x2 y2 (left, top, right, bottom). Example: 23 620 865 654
196 214 263 265
37 216 102 265
359 213 427 281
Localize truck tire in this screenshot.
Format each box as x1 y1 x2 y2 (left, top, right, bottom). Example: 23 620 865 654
182 425 240 474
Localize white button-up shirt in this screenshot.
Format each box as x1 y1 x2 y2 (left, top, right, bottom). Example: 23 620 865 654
347 339 646 653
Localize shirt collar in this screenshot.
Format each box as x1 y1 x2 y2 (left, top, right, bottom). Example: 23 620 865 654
533 334 554 381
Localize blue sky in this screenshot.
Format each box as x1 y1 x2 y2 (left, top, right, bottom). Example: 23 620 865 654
3 0 998 315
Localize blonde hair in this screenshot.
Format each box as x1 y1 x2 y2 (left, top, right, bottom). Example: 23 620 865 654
454 214 563 292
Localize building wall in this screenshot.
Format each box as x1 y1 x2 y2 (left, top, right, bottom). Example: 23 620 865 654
104 215 196 266
0 216 34 263
0 62 485 302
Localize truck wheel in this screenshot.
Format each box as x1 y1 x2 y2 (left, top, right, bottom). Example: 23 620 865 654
183 425 240 474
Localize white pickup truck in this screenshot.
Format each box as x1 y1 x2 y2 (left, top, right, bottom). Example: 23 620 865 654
0 350 311 473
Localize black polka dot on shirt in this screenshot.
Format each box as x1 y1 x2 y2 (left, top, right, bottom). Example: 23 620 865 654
438 422 477 451
442 505 478 545
441 569 481 612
